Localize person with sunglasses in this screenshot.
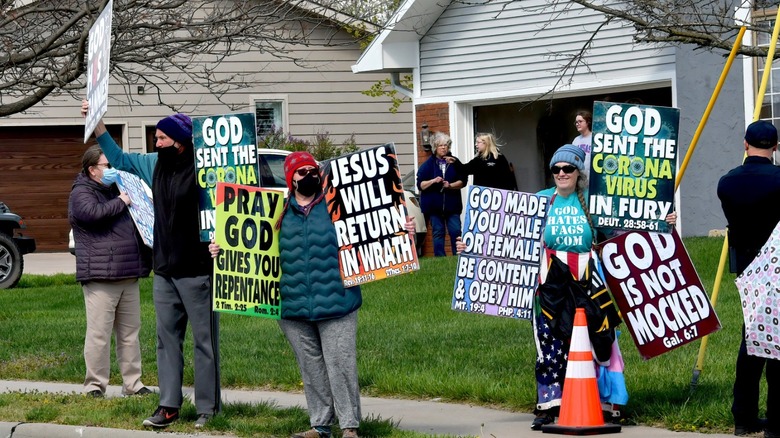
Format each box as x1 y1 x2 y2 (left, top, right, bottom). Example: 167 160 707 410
68 145 152 399
210 151 414 438
531 144 618 430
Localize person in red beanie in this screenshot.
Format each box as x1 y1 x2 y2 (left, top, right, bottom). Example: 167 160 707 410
211 151 413 438
82 100 220 430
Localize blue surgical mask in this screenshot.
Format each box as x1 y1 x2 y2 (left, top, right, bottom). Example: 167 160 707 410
101 167 118 185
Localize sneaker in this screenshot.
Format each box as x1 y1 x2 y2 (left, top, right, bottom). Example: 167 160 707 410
194 414 212 429
291 429 329 438
531 413 554 430
735 418 768 436
133 387 153 396
86 390 103 398
142 406 179 428
342 428 359 438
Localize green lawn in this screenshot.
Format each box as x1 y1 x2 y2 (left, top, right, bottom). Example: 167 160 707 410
0 236 758 435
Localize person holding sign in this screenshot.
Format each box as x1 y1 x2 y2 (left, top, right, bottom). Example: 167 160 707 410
532 144 627 429
417 132 466 256
82 101 220 430
571 111 593 178
462 132 517 190
210 151 414 438
69 145 152 399
717 120 780 437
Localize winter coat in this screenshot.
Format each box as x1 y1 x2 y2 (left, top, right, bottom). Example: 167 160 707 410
68 173 151 282
97 132 211 277
279 195 361 321
416 154 465 215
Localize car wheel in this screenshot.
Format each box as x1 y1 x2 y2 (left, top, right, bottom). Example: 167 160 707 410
0 233 23 289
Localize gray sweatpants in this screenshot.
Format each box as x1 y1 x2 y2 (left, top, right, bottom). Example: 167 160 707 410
278 310 361 429
153 274 221 415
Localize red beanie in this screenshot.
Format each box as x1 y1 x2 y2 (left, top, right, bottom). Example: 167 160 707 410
284 151 318 192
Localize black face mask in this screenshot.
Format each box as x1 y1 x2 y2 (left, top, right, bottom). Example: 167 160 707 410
156 145 179 162
294 174 321 197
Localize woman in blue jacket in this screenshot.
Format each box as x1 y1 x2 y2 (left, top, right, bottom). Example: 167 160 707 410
416 132 466 256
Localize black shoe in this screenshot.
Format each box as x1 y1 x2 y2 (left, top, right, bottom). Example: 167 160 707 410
133 387 153 396
531 413 554 430
735 418 768 436
142 406 179 428
86 390 103 398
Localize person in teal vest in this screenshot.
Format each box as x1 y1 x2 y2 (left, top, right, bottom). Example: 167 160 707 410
210 151 414 438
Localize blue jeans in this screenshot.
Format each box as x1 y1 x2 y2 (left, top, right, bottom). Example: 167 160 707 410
429 213 461 257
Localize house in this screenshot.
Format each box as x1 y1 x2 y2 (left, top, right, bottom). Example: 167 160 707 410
353 0 766 238
0 1 413 252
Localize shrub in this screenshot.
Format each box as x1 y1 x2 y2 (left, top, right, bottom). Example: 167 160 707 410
259 128 360 160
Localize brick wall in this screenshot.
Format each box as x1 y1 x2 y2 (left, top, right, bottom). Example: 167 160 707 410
414 103 452 257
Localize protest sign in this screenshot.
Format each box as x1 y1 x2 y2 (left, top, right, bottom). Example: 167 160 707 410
116 170 154 248
84 0 113 143
735 221 780 360
452 186 549 320
213 182 283 319
322 144 419 287
600 230 720 359
193 113 260 241
589 102 679 233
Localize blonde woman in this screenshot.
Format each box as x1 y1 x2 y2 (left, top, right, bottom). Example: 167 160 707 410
463 133 516 190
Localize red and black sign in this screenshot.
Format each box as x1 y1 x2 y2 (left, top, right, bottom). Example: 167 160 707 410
600 230 721 359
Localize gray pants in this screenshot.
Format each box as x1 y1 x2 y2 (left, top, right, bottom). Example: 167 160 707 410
278 311 361 429
153 274 220 415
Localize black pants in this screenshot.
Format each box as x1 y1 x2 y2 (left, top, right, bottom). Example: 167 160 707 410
732 325 780 432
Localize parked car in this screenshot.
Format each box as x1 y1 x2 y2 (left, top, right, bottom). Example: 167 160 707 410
0 201 36 289
402 171 427 256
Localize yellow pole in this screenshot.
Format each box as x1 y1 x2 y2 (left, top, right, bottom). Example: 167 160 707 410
692 9 780 388
676 26 746 192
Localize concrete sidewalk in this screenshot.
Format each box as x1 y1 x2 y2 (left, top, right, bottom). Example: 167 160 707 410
0 380 734 438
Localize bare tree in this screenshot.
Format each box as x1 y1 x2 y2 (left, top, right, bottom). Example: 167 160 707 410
487 0 772 57
0 0 373 117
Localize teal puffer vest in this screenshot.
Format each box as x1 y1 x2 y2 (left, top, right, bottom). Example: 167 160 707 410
279 197 361 320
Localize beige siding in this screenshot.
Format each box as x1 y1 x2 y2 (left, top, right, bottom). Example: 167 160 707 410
1 25 415 173
419 0 674 98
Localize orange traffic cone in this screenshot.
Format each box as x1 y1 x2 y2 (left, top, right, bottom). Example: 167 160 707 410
543 308 621 435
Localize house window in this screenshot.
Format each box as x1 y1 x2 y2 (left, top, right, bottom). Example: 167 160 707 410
754 15 780 127
255 100 284 137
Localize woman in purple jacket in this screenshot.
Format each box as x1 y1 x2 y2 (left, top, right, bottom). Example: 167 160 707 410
68 145 152 398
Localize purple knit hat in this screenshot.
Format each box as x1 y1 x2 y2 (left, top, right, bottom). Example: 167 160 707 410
156 113 193 147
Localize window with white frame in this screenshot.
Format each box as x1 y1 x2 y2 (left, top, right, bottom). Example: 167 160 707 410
255 100 285 137
754 14 780 127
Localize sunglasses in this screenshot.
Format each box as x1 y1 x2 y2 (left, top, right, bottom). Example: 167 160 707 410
551 165 577 174
295 167 319 177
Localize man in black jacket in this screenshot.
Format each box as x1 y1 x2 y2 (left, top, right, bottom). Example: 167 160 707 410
717 120 780 438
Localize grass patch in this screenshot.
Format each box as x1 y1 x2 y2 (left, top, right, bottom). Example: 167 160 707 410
0 237 754 434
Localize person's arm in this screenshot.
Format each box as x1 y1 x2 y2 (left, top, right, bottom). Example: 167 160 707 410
420 177 443 191
96 133 157 187
82 99 157 186
70 186 128 226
